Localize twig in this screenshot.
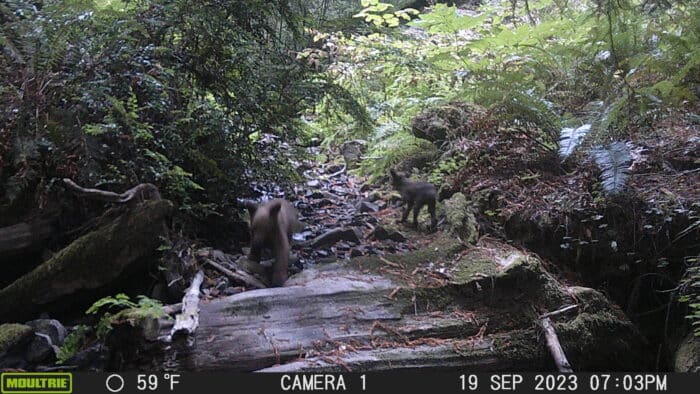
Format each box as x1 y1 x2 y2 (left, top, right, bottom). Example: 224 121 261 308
202 258 268 289
538 304 579 319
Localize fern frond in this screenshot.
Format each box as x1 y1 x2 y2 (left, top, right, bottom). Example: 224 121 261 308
590 141 631 195
558 124 591 160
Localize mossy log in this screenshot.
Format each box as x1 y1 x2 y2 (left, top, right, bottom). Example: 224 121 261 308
0 200 173 323
139 236 647 372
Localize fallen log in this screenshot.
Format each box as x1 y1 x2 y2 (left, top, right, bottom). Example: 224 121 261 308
132 237 647 372
0 200 173 323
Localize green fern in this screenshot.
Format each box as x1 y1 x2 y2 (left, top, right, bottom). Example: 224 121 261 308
590 142 631 195
559 124 591 160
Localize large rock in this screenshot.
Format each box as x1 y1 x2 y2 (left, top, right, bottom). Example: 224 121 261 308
26 319 67 346
0 323 33 370
411 101 492 143
25 333 58 363
674 332 700 372
443 192 478 244
0 323 33 353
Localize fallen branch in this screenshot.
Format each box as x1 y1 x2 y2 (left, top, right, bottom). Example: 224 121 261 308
170 270 204 338
540 317 573 373
538 304 579 320
203 258 268 289
63 178 161 203
323 164 347 179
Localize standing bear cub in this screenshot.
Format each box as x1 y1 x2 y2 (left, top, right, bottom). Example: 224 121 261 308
243 199 303 287
390 169 437 230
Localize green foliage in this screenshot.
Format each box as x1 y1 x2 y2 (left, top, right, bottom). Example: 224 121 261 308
358 131 437 178
429 152 467 185
86 294 166 339
559 124 591 159
408 3 487 33
678 256 700 336
354 0 419 28
0 0 314 232
309 0 699 181
590 142 631 195
56 325 90 365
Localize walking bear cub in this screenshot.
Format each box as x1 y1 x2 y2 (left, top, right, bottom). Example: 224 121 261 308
243 199 303 287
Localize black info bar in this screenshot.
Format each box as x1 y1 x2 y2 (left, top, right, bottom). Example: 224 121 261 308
1 372 696 394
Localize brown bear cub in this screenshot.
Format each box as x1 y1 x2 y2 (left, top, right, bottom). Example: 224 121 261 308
243 199 303 287
390 169 437 230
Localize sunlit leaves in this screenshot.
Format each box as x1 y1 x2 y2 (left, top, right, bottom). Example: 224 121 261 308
408 4 487 34
353 0 418 28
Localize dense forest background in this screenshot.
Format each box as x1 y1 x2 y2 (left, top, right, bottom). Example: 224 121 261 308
1 0 698 370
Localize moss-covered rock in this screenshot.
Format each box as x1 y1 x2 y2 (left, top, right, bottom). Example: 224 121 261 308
0 323 33 353
411 101 492 143
443 192 478 244
674 332 700 372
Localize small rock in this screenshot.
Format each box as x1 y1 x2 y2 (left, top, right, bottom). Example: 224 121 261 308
368 191 382 202
314 198 334 207
370 226 407 242
357 201 380 213
330 186 350 196
306 180 321 188
335 242 351 251
63 342 105 371
350 248 364 257
309 227 362 248
305 190 325 199
317 250 330 257
215 278 230 291
26 319 67 346
326 164 344 174
223 287 244 296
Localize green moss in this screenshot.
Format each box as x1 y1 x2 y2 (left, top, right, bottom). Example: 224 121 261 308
0 323 33 352
443 193 478 244
347 233 465 278
450 258 499 284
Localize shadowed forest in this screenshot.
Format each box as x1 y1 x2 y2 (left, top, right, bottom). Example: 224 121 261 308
0 0 698 373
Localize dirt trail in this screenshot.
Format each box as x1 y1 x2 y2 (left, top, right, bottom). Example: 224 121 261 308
243 141 439 277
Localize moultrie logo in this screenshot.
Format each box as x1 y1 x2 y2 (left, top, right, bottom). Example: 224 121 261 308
1 373 72 394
